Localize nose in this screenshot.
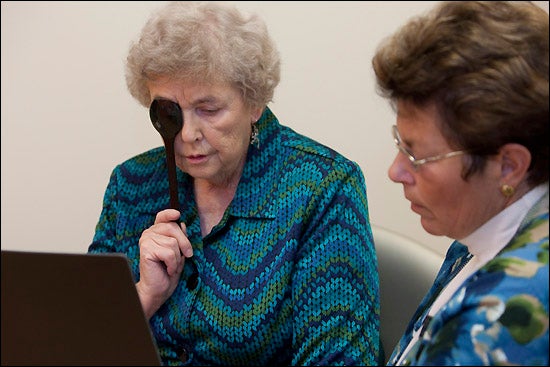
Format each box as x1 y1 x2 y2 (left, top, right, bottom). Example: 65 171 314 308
388 153 414 185
179 112 202 143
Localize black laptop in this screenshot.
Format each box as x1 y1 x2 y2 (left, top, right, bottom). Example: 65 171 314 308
1 250 162 366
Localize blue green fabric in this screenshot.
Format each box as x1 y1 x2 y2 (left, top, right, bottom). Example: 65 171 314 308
387 190 549 366
89 107 380 366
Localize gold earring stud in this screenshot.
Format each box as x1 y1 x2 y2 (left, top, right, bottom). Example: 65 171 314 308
500 184 515 198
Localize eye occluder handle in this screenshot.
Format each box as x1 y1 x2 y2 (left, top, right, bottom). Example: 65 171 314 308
163 136 180 210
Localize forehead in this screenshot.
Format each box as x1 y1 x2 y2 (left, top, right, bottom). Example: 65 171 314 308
147 77 240 104
395 100 451 149
396 100 441 125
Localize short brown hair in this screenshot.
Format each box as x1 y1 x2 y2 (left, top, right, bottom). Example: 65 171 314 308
372 1 548 185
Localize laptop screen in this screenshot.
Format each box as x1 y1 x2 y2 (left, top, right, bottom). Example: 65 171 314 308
1 250 162 366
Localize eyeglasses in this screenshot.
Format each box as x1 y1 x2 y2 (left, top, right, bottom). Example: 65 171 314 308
392 125 467 168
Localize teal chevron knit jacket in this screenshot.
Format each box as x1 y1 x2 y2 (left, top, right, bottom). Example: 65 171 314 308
89 107 380 366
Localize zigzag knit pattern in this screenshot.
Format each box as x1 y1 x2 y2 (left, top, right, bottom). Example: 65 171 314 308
89 107 380 366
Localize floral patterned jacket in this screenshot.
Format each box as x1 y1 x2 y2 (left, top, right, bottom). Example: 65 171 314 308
388 189 549 366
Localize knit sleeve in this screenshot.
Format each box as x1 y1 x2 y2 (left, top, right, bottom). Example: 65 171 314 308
88 164 144 275
89 166 120 254
291 161 380 366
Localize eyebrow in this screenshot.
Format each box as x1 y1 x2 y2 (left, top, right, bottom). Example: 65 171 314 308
402 136 416 150
397 129 415 149
192 96 219 105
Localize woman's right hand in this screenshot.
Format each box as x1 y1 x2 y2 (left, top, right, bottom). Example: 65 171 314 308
136 209 193 319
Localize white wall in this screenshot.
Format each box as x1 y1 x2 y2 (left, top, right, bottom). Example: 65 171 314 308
2 1 548 255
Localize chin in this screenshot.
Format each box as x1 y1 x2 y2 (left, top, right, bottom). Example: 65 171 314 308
420 217 446 237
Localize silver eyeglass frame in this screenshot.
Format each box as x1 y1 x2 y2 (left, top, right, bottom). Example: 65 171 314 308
392 125 467 168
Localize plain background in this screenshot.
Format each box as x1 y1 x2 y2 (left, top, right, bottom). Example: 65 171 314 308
2 1 548 255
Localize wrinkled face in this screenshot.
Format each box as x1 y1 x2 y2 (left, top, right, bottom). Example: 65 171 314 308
388 100 504 239
147 77 262 187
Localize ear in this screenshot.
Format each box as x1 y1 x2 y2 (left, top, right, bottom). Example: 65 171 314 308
251 106 264 123
498 143 531 187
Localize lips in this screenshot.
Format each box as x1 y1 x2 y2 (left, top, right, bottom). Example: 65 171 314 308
410 202 423 214
185 154 208 164
405 195 424 215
